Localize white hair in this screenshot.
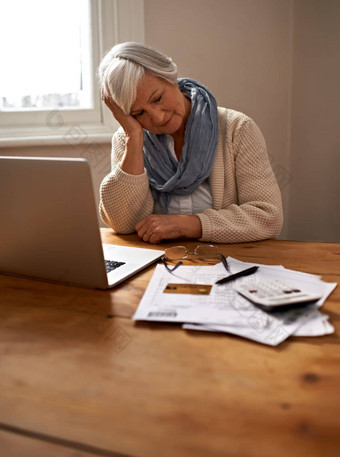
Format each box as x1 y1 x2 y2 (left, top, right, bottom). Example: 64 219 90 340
98 42 178 114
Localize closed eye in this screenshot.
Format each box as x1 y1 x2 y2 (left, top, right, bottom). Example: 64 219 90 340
131 92 164 117
132 110 144 117
153 95 162 103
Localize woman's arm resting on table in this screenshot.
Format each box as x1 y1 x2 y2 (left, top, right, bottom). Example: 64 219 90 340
197 200 283 244
197 115 283 243
135 215 202 244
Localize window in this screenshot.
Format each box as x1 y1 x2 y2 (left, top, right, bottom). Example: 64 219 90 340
0 0 92 112
0 0 144 146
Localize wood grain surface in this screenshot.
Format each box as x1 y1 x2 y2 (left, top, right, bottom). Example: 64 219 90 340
1 229 339 457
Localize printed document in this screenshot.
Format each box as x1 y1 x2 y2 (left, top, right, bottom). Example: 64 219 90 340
133 257 336 346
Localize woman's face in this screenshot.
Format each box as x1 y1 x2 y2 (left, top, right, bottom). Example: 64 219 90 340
130 72 191 135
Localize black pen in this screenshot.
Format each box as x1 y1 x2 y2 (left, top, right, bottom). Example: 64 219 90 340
215 266 259 285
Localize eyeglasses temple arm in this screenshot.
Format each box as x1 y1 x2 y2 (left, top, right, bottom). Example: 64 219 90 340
162 258 183 273
220 255 230 273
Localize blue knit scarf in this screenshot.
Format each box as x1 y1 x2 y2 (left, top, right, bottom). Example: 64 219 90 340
143 78 219 212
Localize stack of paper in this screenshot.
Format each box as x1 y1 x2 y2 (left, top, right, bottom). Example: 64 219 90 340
133 257 337 346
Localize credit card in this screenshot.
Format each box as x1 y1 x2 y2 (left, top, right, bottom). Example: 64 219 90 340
163 283 212 295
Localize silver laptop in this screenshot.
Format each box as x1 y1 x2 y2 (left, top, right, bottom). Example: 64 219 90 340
0 156 164 289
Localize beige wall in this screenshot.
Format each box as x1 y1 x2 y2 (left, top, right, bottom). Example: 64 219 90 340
2 0 339 241
145 0 293 240
145 0 340 242
289 0 340 241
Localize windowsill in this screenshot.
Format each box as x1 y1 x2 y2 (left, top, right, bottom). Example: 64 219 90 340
0 122 117 148
0 134 113 148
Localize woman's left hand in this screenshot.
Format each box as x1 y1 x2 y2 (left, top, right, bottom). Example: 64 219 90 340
135 215 202 244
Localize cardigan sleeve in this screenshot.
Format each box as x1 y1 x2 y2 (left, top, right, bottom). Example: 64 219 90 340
197 114 283 243
99 129 154 233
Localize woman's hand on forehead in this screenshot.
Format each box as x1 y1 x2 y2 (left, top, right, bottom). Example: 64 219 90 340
101 91 143 138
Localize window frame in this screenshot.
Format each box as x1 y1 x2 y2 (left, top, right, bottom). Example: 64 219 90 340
0 0 145 147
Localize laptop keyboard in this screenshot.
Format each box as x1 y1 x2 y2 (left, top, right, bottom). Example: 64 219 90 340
105 260 126 273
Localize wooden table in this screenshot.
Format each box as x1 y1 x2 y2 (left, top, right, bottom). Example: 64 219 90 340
1 228 340 457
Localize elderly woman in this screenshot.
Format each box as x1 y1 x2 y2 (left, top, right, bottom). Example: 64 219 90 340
98 42 283 244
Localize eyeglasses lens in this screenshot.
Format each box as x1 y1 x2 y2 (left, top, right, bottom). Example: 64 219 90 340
164 246 188 261
194 245 219 260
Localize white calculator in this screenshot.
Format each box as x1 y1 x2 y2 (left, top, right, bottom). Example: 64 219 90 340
233 279 322 311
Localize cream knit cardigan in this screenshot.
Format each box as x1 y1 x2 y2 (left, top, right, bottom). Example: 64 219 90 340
99 108 283 243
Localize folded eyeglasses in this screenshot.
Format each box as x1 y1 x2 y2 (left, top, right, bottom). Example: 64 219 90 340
162 244 230 274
